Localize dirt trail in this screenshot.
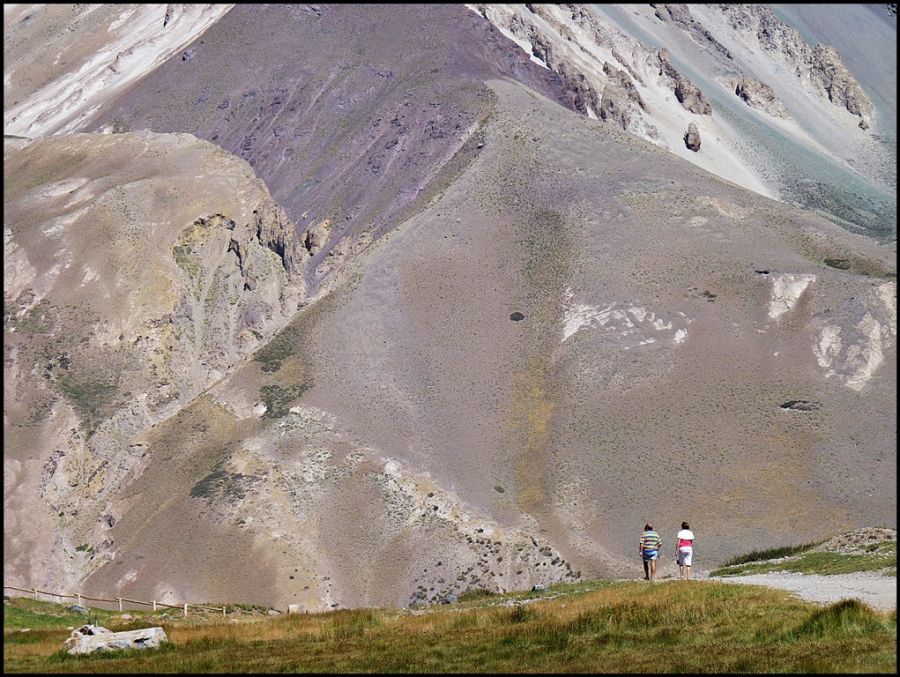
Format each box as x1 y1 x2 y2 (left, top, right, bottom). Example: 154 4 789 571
698 571 896 611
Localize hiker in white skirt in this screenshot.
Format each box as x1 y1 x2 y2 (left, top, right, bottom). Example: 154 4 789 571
676 521 695 580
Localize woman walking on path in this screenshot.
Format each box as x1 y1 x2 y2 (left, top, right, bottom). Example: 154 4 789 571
676 521 695 580
639 524 662 581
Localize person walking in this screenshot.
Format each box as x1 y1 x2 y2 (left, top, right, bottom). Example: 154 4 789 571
675 521 695 580
639 524 662 581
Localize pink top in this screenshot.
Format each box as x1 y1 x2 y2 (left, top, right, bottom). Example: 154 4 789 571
677 529 694 550
678 538 693 549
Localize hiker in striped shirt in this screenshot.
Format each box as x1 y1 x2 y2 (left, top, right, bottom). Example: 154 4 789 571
639 524 662 581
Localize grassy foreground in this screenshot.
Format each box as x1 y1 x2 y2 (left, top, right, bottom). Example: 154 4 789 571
4 579 896 673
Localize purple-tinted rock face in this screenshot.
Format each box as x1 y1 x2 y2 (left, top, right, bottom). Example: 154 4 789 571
88 5 572 288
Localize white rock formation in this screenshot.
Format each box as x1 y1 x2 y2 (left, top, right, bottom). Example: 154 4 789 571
562 288 689 348
64 625 168 655
768 273 815 320
813 281 896 390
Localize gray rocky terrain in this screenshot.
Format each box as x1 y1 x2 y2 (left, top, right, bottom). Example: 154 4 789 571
4 4 896 613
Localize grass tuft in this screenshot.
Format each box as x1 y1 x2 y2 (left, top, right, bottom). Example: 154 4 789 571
784 599 889 640
457 588 497 603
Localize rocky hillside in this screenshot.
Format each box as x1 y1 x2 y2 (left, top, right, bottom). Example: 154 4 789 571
3 4 896 613
469 3 896 241
3 131 310 593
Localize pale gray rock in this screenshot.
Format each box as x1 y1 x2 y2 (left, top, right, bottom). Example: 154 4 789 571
64 625 168 655
599 83 637 131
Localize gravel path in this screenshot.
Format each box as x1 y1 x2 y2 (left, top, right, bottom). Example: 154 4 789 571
706 571 896 611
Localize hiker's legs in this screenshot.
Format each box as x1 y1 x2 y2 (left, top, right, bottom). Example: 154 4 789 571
680 550 693 580
649 558 657 581
642 559 650 580
678 563 685 579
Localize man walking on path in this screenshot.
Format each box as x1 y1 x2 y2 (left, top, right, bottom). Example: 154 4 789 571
676 521 695 580
639 524 662 581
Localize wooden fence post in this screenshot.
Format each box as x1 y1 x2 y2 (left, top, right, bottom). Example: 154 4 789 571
222 606 226 618
117 597 123 612
77 594 82 606
32 588 37 601
183 603 188 617
152 600 157 611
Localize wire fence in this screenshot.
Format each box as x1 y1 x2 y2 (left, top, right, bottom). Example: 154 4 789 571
3 584 227 617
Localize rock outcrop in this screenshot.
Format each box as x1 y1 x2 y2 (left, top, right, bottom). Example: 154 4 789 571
659 49 712 115
602 63 647 111
554 59 602 117
473 4 691 142
683 122 701 151
808 44 874 124
304 219 332 256
651 3 733 60
718 4 873 127
252 200 305 276
733 75 788 118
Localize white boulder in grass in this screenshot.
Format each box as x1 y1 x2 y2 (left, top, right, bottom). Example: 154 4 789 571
63 624 168 655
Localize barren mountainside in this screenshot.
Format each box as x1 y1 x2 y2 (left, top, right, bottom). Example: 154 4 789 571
3 4 896 612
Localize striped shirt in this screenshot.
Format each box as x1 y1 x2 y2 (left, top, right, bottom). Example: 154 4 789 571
640 530 661 552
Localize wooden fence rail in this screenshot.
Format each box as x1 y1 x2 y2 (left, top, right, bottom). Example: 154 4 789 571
4 584 227 617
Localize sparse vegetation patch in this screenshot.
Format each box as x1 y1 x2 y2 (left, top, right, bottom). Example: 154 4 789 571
719 540 826 567
260 382 310 418
824 257 851 270
712 537 896 577
56 373 118 434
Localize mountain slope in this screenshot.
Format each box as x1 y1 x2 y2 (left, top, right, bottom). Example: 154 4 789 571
81 4 573 294
3 4 232 137
3 5 896 613
12 77 891 612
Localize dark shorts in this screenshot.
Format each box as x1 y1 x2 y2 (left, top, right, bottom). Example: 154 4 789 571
642 550 658 561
